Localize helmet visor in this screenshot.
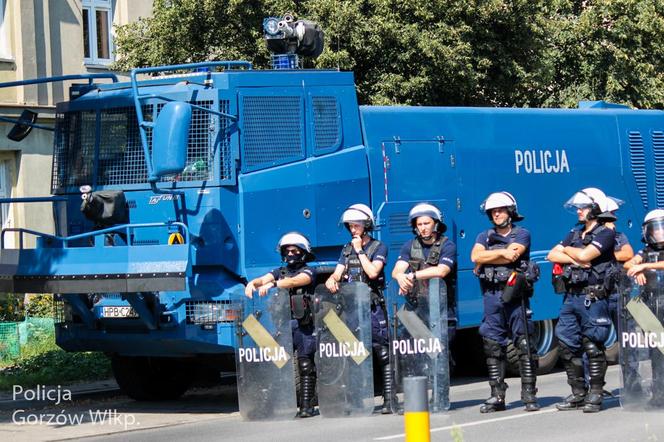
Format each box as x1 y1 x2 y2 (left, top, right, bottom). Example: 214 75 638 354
644 218 664 247
563 192 594 214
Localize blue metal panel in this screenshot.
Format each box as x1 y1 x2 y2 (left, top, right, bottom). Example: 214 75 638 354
239 90 305 172
361 105 664 327
652 130 664 208
239 146 370 279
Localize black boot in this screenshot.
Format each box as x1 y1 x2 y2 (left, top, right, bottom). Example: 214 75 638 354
298 357 316 418
480 339 507 413
556 342 586 411
581 339 606 413
517 338 540 412
375 346 396 414
381 361 396 414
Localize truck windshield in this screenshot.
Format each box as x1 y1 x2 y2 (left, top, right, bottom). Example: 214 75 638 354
51 101 215 192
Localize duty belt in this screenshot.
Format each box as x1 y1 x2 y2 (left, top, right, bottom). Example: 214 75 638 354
579 284 607 307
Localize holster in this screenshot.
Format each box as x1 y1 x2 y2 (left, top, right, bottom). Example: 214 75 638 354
552 274 567 294
291 294 312 324
582 285 607 300
502 272 530 303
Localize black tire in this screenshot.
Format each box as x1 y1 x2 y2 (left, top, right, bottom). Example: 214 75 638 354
111 355 191 401
605 323 619 364
534 319 559 374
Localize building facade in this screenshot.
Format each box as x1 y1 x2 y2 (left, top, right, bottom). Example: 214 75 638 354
0 0 152 244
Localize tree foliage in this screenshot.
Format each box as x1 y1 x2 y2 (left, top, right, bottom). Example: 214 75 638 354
114 0 664 108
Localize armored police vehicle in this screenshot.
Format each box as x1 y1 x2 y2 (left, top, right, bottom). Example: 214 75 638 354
0 16 661 399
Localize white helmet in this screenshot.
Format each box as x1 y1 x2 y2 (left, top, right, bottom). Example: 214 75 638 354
340 203 375 231
480 191 524 223
276 231 314 262
564 187 609 219
408 203 446 234
643 209 664 249
597 196 624 222
606 196 623 213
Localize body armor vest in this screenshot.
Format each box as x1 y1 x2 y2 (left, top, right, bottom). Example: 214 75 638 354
562 225 615 289
279 265 314 324
408 236 448 297
478 226 527 287
641 246 664 296
341 239 385 291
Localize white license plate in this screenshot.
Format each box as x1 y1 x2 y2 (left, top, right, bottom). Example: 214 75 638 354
101 306 139 318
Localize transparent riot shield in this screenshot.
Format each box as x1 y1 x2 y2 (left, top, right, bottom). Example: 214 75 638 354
314 282 374 417
387 277 450 413
618 270 664 410
234 288 297 420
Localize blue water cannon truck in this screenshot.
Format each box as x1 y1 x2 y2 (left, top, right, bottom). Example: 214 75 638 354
0 17 662 400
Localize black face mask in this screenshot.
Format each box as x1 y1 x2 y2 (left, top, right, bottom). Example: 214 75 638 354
283 250 306 267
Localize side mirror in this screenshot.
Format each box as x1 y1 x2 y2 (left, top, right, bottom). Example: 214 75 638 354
7 110 38 142
151 101 192 179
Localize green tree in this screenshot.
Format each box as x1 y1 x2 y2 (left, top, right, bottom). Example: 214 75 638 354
114 0 664 108
545 0 664 108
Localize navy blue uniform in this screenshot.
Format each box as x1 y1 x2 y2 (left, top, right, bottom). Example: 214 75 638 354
337 239 389 345
475 226 532 346
608 231 630 326
397 237 457 339
270 265 317 358
554 225 615 352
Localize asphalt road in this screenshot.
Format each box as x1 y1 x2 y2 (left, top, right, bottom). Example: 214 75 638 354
1 366 663 442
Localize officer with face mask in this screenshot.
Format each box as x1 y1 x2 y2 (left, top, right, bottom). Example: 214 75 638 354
471 191 539 413
625 209 664 407
244 232 318 418
547 188 616 413
325 204 392 413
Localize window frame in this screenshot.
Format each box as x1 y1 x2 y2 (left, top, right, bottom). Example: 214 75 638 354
82 0 114 66
0 0 12 61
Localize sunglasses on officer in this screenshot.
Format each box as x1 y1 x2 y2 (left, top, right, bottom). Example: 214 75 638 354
284 246 302 255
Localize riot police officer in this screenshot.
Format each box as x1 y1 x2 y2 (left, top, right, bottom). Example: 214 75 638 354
471 191 539 413
392 203 456 296
547 187 616 413
592 197 635 391
325 204 392 413
625 209 664 407
244 232 318 418
392 203 457 378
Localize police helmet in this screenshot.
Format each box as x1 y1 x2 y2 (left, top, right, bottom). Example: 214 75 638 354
408 203 447 234
276 231 314 262
480 191 524 224
340 203 375 232
597 196 623 222
563 187 609 220
643 209 664 249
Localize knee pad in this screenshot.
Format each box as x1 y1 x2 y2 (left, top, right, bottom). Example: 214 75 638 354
516 337 538 360
483 338 504 359
582 337 605 359
558 340 579 362
374 345 390 367
298 357 315 376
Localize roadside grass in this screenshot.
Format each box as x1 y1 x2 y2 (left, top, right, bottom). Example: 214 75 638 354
0 332 111 391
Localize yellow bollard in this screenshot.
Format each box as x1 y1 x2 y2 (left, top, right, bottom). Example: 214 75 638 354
403 376 430 442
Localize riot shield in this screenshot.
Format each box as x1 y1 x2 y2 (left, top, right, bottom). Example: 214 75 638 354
235 288 297 420
314 282 374 417
618 270 664 410
387 277 450 413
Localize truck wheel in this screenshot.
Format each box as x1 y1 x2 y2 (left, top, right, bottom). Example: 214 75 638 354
534 319 559 374
507 319 559 375
111 355 191 401
605 323 619 364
